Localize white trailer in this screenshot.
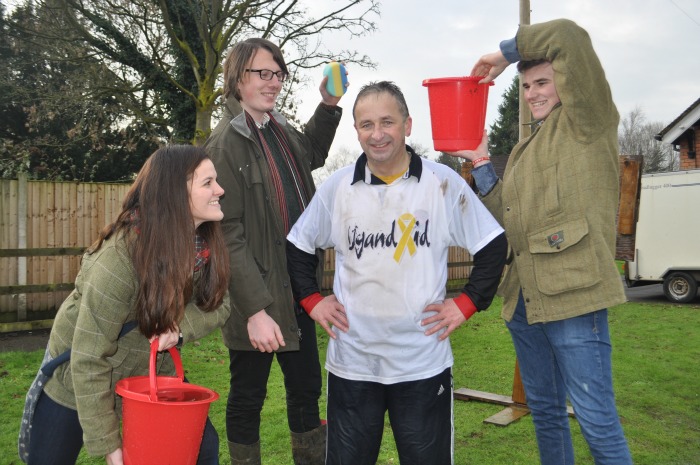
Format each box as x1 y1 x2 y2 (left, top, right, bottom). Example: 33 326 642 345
624 169 700 303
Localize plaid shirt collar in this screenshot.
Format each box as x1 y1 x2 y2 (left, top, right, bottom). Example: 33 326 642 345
194 234 210 271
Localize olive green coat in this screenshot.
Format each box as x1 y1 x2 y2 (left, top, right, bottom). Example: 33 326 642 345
43 233 231 456
205 97 341 350
481 19 627 323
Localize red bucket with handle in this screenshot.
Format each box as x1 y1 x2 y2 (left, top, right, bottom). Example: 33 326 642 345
115 339 219 465
422 76 494 151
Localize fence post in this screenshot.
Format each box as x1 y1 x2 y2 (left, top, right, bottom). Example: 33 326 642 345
17 173 27 321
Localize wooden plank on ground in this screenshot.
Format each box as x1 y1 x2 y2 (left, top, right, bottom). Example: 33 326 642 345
483 406 531 427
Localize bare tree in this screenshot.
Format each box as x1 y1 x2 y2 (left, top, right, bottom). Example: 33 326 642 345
312 146 358 185
1 2 161 181
619 107 677 173
410 142 431 158
23 0 379 145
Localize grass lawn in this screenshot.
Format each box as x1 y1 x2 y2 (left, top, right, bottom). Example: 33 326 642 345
1 296 699 464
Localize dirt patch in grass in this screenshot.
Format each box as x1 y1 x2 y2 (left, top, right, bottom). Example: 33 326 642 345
0 329 49 353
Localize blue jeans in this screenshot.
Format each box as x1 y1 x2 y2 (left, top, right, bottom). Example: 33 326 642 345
506 293 632 465
326 368 453 465
27 391 219 465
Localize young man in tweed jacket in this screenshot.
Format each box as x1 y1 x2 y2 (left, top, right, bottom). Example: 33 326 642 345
449 18 633 465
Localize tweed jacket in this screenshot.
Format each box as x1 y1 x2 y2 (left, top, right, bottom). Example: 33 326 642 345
205 96 341 351
43 233 231 457
480 19 627 323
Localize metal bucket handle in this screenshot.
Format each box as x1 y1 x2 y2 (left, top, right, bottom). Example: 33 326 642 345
148 338 185 402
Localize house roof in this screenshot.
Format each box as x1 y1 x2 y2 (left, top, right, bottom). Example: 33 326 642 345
655 97 700 145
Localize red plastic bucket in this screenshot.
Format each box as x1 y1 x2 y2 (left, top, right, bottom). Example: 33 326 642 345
422 76 494 151
115 339 219 465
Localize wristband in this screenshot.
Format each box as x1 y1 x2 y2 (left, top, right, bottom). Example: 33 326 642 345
300 292 324 315
454 293 478 321
472 157 491 166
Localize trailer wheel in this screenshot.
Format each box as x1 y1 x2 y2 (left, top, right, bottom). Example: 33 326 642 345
663 272 698 304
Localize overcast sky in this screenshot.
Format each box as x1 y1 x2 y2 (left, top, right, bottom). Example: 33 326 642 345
297 0 700 160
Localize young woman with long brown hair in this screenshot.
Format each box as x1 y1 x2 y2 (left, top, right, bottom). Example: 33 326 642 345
21 145 231 465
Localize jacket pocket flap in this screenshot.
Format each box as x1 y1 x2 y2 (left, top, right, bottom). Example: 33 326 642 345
239 160 264 188
528 218 588 254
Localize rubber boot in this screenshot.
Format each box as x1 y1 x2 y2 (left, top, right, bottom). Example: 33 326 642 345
227 440 261 465
290 423 327 465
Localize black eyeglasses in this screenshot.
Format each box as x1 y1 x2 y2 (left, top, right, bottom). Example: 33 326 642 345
245 69 288 82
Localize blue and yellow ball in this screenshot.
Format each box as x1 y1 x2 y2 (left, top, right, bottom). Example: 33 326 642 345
323 62 348 97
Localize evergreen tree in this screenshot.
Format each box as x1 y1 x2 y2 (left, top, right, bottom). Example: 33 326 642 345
0 3 160 181
162 0 204 144
0 3 25 146
488 75 520 156
435 152 463 174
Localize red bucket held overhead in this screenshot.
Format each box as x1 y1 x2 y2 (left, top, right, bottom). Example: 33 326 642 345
115 339 219 465
422 76 494 151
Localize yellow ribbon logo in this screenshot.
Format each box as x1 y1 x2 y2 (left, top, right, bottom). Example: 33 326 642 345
393 213 418 262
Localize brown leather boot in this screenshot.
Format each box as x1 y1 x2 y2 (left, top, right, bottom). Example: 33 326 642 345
290 423 327 465
228 440 261 465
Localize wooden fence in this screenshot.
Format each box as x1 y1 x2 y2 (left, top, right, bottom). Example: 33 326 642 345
1 175 131 328
1 175 473 331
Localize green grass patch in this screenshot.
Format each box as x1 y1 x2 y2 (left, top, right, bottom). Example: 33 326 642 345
616 259 625 275
1 297 698 464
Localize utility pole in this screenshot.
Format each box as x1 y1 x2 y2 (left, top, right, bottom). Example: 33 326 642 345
519 0 531 140
505 0 531 414
455 0 538 426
